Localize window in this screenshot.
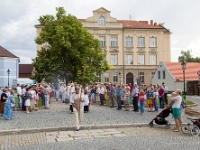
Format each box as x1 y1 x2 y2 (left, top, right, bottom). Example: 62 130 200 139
158 71 161 79
163 70 166 79
150 37 157 47
96 73 101 82
138 37 145 47
110 37 118 47
104 72 109 82
150 55 157 65
113 72 118 82
138 55 145 65
111 54 118 65
126 37 133 47
98 16 105 25
151 72 155 78
140 72 144 83
126 55 133 64
99 37 106 46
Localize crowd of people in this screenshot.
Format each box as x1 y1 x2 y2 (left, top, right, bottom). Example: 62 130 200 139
0 81 184 132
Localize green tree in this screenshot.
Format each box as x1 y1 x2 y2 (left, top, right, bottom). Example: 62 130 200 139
178 50 200 62
32 7 110 84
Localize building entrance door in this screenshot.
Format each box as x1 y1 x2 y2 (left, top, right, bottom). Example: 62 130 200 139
126 72 134 85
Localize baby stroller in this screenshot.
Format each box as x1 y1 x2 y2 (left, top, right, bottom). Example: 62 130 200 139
149 106 172 128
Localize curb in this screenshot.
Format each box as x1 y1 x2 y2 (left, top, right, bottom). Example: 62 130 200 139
186 103 198 107
0 123 150 136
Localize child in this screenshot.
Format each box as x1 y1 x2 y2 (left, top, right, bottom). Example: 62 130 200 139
83 90 90 113
139 89 145 115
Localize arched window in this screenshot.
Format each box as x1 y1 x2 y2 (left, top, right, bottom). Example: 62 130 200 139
98 16 105 25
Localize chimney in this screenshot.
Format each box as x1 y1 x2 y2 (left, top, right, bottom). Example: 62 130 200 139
154 22 157 26
150 20 153 25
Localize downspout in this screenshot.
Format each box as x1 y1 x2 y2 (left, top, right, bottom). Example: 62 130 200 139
122 28 124 84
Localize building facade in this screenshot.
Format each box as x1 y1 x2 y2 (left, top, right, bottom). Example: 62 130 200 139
35 7 171 85
152 61 200 93
0 46 20 88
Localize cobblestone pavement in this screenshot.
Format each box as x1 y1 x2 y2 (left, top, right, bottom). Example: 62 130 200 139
0 96 199 131
1 127 200 150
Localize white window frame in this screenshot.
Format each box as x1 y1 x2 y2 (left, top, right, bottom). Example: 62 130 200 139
113 72 118 82
138 37 145 47
126 55 133 64
163 70 166 79
98 16 105 25
140 72 144 83
138 55 145 65
158 71 161 79
126 37 133 47
99 36 106 47
110 37 118 47
151 72 155 78
150 55 157 65
104 72 109 82
150 37 157 47
111 54 118 65
96 73 101 82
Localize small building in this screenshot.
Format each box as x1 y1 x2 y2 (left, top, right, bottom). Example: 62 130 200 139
19 64 33 78
152 61 200 94
0 46 20 88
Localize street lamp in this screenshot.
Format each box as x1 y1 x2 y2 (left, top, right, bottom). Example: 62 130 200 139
7 69 10 86
181 59 186 100
118 72 121 85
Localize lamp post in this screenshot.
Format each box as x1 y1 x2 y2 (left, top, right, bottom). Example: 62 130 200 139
82 66 88 87
7 69 10 86
118 72 121 85
181 59 186 100
137 63 141 87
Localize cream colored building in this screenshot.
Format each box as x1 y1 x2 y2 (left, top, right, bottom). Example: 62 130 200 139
35 7 171 85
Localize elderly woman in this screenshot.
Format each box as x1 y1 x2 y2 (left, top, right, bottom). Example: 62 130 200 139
170 89 182 132
71 87 85 131
3 90 15 119
0 89 8 116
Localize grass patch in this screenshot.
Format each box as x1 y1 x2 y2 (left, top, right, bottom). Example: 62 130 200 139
184 99 195 105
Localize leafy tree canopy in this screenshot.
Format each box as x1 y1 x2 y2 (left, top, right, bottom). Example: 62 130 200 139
32 7 110 84
178 50 200 62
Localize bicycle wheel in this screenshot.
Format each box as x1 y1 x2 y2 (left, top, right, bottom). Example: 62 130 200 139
191 125 200 137
181 125 190 134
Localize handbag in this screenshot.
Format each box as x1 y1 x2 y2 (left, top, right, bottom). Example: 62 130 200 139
11 103 15 108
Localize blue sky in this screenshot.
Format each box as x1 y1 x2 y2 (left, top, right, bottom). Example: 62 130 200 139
0 0 200 63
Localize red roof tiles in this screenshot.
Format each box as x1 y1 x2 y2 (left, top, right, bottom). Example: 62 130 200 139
0 46 18 58
165 62 200 81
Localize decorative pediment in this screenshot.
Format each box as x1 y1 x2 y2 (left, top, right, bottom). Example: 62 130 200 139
137 48 146 54
149 48 158 54
125 47 133 53
94 7 110 13
109 47 119 53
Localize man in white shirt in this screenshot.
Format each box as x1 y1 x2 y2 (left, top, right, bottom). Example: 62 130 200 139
71 87 85 131
132 85 139 112
162 82 169 105
17 83 22 108
99 84 104 106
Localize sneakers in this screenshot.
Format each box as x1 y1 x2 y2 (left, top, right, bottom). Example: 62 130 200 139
26 112 30 114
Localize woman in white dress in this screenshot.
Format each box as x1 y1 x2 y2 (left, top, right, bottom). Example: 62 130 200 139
25 87 31 114
62 84 67 103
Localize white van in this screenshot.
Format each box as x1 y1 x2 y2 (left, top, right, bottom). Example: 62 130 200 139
12 78 36 89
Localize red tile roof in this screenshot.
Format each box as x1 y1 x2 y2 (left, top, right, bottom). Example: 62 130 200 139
79 19 166 29
19 64 33 74
0 46 18 58
165 62 200 81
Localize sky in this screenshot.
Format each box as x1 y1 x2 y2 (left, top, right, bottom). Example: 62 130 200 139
0 0 200 64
